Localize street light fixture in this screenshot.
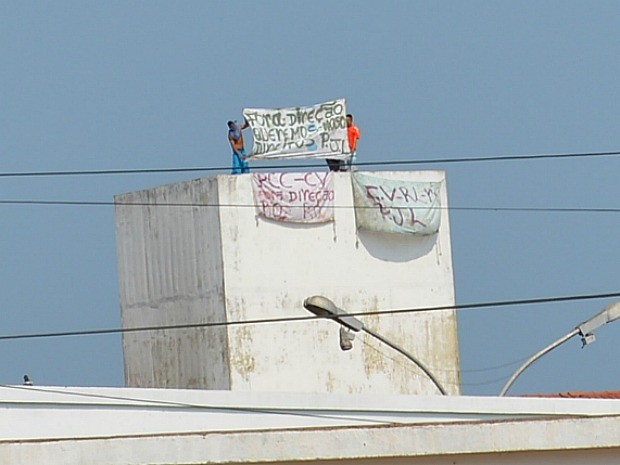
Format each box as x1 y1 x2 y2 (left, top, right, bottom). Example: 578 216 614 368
500 302 620 396
303 295 447 395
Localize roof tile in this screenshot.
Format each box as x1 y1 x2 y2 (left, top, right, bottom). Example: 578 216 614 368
526 390 620 399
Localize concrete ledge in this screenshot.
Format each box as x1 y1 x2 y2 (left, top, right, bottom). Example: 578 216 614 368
2 414 620 464
4 386 620 441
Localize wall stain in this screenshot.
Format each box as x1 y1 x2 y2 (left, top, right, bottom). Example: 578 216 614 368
230 326 256 382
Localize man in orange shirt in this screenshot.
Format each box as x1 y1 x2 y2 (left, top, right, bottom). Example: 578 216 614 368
326 113 361 172
346 113 361 171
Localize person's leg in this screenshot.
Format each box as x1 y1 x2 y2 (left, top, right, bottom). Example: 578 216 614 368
232 152 242 174
326 159 341 171
240 149 250 174
347 152 357 171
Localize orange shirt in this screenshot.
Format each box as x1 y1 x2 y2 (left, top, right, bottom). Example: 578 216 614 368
348 125 361 152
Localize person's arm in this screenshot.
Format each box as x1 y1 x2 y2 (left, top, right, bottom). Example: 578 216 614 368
240 117 250 130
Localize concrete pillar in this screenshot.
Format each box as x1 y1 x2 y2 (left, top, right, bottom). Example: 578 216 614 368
115 171 461 394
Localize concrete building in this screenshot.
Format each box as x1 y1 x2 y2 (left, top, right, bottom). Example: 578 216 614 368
2 386 620 464
114 171 461 395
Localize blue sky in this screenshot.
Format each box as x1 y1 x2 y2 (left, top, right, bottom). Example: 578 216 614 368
2 1 620 396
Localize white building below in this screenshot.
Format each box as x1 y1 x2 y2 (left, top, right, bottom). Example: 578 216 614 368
2 385 620 464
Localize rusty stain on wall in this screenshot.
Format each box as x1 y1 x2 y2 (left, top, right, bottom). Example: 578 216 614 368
230 326 257 382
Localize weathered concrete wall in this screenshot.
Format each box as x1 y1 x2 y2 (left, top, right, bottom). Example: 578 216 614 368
5 440 618 465
3 386 620 464
115 171 460 394
115 178 230 389
5 386 620 439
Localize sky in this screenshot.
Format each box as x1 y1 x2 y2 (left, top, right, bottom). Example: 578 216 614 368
2 1 620 396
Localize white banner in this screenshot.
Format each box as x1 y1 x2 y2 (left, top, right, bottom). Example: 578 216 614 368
252 172 334 223
352 173 442 235
244 99 349 160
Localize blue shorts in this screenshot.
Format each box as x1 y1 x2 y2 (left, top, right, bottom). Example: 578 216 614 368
232 149 249 174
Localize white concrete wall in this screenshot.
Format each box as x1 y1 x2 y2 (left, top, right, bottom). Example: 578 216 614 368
4 425 620 465
3 386 620 465
115 171 460 395
5 386 620 440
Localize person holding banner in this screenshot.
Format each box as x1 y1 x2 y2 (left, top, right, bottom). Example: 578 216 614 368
228 119 250 174
346 114 361 171
326 113 361 172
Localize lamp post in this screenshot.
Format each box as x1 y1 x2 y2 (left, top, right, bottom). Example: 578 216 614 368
303 295 447 395
500 302 620 396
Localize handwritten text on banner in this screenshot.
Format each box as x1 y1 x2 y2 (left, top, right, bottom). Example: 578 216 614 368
244 99 349 160
252 172 334 223
352 173 442 235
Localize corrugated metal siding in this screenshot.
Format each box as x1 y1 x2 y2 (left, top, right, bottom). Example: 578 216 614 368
115 178 231 389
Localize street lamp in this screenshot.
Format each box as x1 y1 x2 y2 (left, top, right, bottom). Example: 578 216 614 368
500 302 620 396
303 295 447 395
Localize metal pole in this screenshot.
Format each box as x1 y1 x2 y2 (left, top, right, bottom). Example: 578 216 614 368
499 328 579 397
362 326 448 396
303 295 448 396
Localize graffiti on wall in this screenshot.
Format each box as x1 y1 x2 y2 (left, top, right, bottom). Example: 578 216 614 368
252 172 334 223
352 172 441 235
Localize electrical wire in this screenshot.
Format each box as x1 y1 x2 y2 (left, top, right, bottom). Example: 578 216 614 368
0 384 397 425
460 356 532 374
2 152 618 396
461 374 516 387
2 149 620 178
0 383 599 421
1 198 620 215
1 291 618 342
360 337 525 387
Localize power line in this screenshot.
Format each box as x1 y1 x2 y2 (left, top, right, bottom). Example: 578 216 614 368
1 149 620 178
0 384 395 425
360 333 554 388
359 338 516 387
460 355 531 374
1 291 618 342
460 374 515 387
1 198 620 215
1 384 591 421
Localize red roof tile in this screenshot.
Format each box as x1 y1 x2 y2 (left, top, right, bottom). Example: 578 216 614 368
525 391 620 399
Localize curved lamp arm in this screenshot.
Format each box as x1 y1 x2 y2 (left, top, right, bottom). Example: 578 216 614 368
304 295 447 395
499 329 578 397
362 326 447 395
500 302 620 396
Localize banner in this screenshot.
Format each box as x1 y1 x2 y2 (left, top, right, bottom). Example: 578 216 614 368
252 172 334 223
244 99 349 160
352 173 442 235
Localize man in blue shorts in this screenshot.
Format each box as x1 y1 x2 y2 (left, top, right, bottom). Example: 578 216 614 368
228 119 250 174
